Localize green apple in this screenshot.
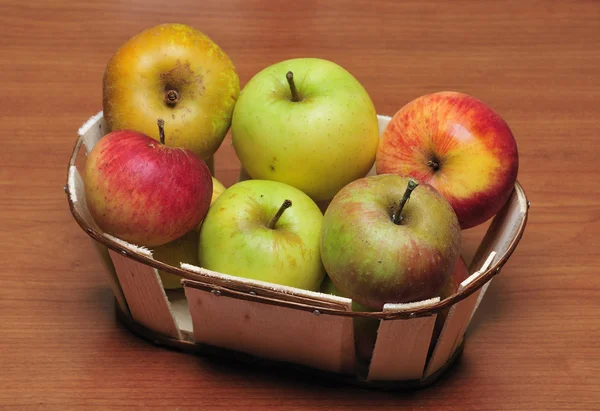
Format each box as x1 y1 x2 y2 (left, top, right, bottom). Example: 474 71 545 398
321 174 461 310
321 276 379 364
231 58 379 202
198 179 325 290
154 176 227 289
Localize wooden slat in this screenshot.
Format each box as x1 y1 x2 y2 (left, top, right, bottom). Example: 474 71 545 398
107 238 181 340
424 253 496 379
469 185 528 272
180 263 354 311
367 297 440 381
78 111 108 154
183 282 355 374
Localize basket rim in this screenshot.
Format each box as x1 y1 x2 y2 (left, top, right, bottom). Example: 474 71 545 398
65 124 529 320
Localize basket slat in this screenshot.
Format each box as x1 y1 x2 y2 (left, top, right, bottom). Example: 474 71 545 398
469 185 527 272
180 263 354 311
423 253 495 379
367 298 440 381
78 111 107 154
183 281 355 374
107 240 181 340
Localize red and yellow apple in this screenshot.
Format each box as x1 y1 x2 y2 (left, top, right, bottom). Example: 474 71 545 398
103 23 240 161
84 122 213 247
376 91 518 229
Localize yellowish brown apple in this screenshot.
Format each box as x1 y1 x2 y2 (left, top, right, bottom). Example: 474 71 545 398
103 23 240 161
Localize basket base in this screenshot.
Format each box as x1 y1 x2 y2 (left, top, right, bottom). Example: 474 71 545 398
115 299 464 390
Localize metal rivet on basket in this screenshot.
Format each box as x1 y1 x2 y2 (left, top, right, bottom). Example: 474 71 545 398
409 312 416 317
527 201 531 208
312 309 321 316
249 291 256 296
63 185 67 193
211 290 222 296
120 250 127 255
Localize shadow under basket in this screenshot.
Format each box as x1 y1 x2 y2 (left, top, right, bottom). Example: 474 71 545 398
66 112 529 390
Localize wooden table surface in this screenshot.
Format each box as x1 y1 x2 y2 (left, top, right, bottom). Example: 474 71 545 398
1 0 598 409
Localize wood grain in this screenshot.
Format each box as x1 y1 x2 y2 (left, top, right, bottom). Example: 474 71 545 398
1 0 598 409
368 298 440 381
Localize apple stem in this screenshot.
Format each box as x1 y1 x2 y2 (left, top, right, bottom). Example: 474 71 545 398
392 179 419 225
157 119 165 145
286 71 301 102
267 199 293 229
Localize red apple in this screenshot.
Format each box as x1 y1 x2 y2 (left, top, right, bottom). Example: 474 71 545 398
376 91 518 229
84 120 212 247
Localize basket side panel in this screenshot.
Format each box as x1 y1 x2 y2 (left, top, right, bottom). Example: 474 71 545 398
184 285 355 374
470 184 527 272
367 298 439 381
423 283 484 379
79 111 107 154
109 250 181 340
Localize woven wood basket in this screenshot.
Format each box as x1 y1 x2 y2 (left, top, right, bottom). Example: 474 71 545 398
65 112 529 389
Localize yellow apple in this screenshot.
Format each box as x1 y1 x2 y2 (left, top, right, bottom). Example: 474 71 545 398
211 177 226 204
103 23 240 160
154 177 227 289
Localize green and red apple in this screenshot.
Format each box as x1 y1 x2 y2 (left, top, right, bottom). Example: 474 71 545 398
231 58 379 202
376 91 518 229
84 121 213 247
320 174 461 310
103 23 240 161
198 179 325 291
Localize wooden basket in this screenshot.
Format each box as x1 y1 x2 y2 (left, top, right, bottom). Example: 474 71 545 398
65 112 529 389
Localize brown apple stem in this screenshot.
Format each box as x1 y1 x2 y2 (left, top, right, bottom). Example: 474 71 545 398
157 119 165 145
392 179 419 225
286 71 301 102
267 199 293 229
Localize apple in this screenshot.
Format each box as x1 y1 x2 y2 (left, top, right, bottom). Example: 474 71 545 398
84 120 212 247
321 276 379 364
210 177 226 204
198 179 325 291
154 176 226 289
103 23 240 161
321 174 461 310
376 91 518 229
153 230 200 289
231 58 379 202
